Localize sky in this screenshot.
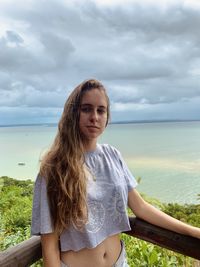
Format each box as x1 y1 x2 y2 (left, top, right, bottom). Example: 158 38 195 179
1 0 200 125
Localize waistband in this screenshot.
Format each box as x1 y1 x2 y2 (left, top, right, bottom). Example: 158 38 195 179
113 240 129 267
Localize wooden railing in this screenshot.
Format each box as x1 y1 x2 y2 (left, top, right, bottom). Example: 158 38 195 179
0 217 200 267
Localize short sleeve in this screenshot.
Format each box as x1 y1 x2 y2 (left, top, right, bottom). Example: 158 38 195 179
31 175 53 235
115 148 138 191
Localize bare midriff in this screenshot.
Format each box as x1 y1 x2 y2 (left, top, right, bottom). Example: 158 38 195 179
60 234 121 267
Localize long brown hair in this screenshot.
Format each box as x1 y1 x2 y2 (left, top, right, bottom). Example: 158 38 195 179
40 79 110 234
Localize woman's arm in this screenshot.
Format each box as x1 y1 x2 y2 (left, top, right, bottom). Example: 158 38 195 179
128 189 200 239
41 232 61 267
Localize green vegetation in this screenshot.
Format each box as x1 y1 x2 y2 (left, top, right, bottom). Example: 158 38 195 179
0 176 200 267
0 176 33 250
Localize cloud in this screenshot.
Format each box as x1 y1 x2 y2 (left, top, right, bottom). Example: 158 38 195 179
6 30 24 44
0 0 200 124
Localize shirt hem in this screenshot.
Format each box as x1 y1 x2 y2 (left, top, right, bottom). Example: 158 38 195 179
60 226 131 252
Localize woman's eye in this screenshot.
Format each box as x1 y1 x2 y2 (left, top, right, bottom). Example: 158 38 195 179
81 107 91 113
98 109 106 114
81 106 106 114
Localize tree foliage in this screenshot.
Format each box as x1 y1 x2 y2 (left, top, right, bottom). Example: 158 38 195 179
0 176 200 267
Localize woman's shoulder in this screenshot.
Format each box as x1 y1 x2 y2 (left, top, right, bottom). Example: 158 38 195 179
33 174 48 189
99 143 121 157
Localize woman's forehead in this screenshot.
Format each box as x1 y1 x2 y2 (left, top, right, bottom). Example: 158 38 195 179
81 89 108 107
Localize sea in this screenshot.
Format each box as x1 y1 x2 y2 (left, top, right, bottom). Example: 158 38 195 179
1 121 200 205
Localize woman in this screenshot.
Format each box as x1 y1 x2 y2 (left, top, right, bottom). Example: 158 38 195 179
31 79 200 267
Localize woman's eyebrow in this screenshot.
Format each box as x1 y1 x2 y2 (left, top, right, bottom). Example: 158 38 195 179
80 103 92 106
80 103 106 109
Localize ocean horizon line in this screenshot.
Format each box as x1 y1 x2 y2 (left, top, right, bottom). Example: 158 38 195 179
0 119 200 128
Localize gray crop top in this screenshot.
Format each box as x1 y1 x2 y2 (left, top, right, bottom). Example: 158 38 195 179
31 144 137 252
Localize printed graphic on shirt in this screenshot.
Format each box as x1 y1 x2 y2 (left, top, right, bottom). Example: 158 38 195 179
107 188 126 223
85 200 105 233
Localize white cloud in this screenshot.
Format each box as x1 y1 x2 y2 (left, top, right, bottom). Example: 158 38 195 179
0 0 200 124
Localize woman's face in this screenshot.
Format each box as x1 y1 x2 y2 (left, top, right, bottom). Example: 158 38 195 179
79 88 108 145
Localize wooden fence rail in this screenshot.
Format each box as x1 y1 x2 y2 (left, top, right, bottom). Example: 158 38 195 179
126 217 200 260
0 217 200 267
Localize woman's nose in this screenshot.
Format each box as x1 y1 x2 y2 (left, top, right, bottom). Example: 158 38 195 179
90 110 98 121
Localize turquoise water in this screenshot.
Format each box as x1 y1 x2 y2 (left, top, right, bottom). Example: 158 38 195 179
1 121 200 204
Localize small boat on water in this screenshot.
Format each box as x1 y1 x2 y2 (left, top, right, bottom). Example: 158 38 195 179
18 162 25 166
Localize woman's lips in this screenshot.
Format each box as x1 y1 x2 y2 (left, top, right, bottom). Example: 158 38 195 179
86 125 100 130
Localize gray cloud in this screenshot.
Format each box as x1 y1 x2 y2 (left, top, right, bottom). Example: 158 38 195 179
6 30 24 44
0 0 200 124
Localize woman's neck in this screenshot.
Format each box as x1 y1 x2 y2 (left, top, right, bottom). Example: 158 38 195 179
83 139 97 152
